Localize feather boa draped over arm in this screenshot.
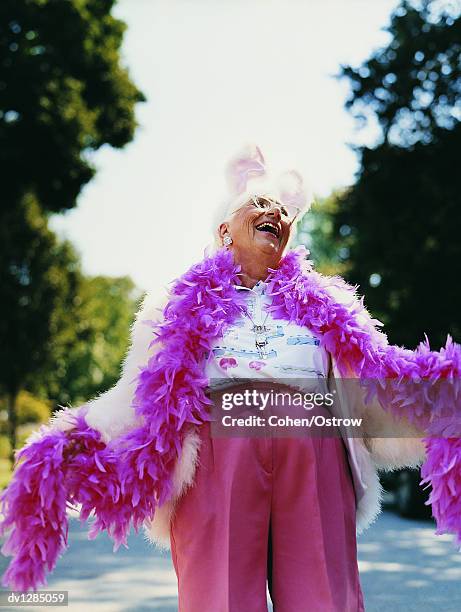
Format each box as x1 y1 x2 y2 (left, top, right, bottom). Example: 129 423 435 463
265 246 461 549
1 245 460 591
0 289 167 590
0 250 247 591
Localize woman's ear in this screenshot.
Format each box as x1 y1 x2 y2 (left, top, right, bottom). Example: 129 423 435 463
218 222 229 242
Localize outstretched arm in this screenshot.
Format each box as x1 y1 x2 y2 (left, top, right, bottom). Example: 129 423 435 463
323 274 461 546
0 289 168 591
331 358 427 471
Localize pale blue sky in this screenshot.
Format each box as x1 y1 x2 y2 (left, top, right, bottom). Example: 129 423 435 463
50 0 398 293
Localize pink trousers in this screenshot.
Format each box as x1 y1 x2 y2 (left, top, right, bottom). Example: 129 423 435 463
170 419 365 612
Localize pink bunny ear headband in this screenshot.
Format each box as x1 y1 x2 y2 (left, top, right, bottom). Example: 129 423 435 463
211 144 314 236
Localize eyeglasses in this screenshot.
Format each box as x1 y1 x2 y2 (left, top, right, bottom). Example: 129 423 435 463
247 195 300 222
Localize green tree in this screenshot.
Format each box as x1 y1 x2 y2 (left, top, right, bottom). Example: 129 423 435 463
294 191 350 277
0 0 144 462
0 0 145 212
43 275 141 408
0 391 51 432
0 199 141 463
336 0 461 348
0 198 81 463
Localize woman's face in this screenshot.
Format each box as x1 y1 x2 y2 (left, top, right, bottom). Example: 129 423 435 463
219 198 295 263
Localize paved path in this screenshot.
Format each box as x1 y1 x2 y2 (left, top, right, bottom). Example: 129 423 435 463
1 507 461 611
1 517 177 612
358 510 461 611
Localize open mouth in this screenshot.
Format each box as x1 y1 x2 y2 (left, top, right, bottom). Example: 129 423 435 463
255 221 280 239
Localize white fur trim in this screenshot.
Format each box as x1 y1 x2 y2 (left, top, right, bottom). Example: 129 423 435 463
84 291 168 444
354 439 384 535
143 427 202 551
366 437 426 471
361 393 427 470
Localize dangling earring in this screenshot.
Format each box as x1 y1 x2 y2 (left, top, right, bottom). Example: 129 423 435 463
223 233 233 248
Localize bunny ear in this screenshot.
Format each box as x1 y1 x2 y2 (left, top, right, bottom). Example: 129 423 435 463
277 170 311 211
225 144 267 196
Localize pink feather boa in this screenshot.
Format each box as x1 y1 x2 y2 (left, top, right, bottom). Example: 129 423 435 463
1 245 460 590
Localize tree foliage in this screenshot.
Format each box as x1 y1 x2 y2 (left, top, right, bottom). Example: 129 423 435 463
0 0 144 461
0 197 81 459
0 391 51 430
0 199 140 458
43 274 141 407
0 0 145 212
0 199 141 407
0 198 81 398
294 191 350 277
336 0 461 348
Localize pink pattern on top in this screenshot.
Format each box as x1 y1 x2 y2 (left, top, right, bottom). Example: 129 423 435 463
249 361 266 371
219 357 238 370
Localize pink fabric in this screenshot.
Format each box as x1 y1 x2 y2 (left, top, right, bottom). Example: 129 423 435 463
170 405 365 612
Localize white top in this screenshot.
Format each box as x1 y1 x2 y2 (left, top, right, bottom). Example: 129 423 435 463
204 280 331 391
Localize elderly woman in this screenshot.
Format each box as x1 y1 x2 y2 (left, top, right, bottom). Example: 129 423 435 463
164 148 375 611
1 145 460 612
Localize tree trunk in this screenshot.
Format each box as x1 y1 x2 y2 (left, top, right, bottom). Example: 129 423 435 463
6 390 18 468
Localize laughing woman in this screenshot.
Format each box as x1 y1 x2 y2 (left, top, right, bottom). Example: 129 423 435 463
1 145 460 612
